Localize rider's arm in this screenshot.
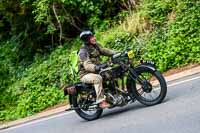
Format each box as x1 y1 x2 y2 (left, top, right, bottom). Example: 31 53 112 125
78 49 96 72
97 44 118 56
83 59 96 72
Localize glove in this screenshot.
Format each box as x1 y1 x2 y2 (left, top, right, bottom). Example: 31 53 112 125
95 63 108 72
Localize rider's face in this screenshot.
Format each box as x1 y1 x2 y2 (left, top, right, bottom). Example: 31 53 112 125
89 36 96 45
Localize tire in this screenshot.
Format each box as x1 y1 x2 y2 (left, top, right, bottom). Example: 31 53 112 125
129 67 167 106
71 95 103 121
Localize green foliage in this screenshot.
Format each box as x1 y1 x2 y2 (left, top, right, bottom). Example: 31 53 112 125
97 0 200 72
139 0 176 25
0 43 80 121
142 0 200 71
97 27 133 50
0 0 129 66
96 26 147 62
0 40 23 103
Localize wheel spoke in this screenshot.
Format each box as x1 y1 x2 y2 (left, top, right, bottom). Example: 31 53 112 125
135 71 163 101
76 94 99 115
137 87 144 95
149 93 155 100
151 90 157 97
143 92 146 98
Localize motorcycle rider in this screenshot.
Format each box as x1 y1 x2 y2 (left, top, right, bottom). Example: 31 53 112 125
78 30 117 108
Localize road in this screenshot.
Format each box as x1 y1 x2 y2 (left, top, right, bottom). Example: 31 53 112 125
1 73 200 133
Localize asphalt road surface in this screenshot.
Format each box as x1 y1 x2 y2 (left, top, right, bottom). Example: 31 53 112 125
1 73 200 133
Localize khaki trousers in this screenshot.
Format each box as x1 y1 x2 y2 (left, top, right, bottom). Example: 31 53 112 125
81 73 104 101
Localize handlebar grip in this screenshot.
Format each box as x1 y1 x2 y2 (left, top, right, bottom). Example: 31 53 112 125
112 53 121 59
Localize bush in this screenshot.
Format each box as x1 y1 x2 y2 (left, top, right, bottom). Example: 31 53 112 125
0 43 81 121
139 0 176 25
143 0 200 71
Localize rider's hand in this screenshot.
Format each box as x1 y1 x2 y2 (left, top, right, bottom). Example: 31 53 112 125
95 63 108 72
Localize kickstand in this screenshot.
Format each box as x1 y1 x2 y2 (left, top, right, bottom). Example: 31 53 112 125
65 108 73 111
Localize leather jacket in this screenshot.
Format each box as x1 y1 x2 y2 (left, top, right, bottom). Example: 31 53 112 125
78 43 116 78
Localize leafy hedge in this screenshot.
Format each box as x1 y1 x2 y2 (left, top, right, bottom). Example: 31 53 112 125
0 43 79 121
143 0 200 71
98 0 200 72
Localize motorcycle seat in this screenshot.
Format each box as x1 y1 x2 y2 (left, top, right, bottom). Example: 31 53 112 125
74 82 93 90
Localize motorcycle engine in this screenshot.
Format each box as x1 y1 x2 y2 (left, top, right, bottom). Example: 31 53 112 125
106 93 127 106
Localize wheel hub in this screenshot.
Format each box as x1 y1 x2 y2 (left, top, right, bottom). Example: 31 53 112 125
142 80 152 93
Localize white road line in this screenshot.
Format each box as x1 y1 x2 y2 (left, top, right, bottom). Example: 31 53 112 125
0 111 74 132
1 76 200 132
167 76 200 87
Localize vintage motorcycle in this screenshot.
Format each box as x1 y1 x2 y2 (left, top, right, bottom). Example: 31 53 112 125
64 50 167 121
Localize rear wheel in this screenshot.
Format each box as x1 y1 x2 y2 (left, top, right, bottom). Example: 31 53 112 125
71 92 103 121
128 67 167 106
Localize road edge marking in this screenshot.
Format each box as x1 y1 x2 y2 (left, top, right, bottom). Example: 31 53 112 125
168 76 200 87
0 111 74 132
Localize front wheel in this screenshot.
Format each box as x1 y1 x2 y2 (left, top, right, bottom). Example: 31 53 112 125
128 67 167 106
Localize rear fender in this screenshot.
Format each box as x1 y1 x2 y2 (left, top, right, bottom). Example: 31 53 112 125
66 82 94 105
69 95 73 105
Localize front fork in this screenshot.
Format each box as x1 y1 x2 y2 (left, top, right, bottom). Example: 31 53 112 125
128 67 152 93
128 67 144 84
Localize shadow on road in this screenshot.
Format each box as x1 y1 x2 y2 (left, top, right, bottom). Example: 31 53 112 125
97 99 170 120
77 98 171 123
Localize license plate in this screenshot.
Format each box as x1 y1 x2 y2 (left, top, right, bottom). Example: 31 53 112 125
128 50 134 58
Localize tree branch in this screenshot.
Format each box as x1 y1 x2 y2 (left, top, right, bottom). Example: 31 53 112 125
62 5 82 32
52 3 62 44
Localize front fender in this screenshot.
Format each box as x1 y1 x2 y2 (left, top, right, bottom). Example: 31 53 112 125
135 61 157 72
